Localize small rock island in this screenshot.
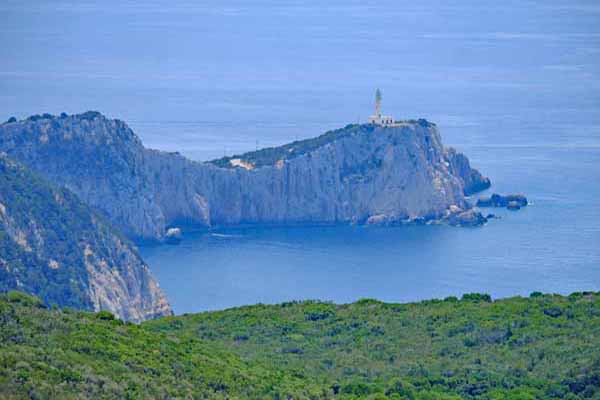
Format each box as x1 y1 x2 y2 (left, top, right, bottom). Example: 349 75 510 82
477 193 528 210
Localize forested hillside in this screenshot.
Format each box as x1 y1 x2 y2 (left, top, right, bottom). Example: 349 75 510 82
1 291 599 399
0 154 171 322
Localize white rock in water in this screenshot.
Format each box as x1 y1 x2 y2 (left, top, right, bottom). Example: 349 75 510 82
367 214 389 225
166 227 182 239
449 204 462 214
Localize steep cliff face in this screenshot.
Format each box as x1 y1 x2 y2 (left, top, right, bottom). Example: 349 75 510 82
0 154 172 322
198 123 470 225
446 148 491 195
0 113 490 240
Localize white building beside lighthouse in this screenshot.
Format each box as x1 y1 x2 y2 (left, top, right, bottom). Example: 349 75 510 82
368 89 395 126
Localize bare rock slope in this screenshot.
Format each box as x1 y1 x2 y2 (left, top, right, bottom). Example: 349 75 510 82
0 113 490 240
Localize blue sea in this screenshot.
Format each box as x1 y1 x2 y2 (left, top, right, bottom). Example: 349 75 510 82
2 0 599 313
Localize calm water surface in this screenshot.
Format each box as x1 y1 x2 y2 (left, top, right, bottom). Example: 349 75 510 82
2 0 599 312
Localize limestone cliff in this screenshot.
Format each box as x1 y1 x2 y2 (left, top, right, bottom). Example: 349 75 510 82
0 112 165 239
0 153 172 322
446 148 491 195
0 113 491 240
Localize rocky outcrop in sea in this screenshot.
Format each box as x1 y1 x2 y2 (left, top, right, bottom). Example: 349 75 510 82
477 194 528 210
0 112 492 240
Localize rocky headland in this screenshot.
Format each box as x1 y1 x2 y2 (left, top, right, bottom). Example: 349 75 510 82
0 112 492 241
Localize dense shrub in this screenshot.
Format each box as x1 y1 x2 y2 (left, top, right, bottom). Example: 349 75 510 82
461 293 492 302
1 292 599 399
95 310 115 320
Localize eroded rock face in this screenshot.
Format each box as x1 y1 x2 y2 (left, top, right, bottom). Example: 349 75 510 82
0 153 172 322
446 148 491 195
0 113 492 239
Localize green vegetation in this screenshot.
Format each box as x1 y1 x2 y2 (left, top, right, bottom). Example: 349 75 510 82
0 156 95 310
0 155 134 312
210 124 371 169
1 291 599 399
210 119 435 170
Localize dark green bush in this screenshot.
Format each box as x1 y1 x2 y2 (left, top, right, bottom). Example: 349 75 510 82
461 293 492 302
95 310 115 320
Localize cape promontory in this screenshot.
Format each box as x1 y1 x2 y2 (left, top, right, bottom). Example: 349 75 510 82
0 112 491 241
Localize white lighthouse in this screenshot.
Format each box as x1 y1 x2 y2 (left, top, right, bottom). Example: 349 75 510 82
368 88 395 126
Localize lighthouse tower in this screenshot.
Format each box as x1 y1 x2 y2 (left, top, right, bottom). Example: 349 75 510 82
375 88 382 117
368 88 394 126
